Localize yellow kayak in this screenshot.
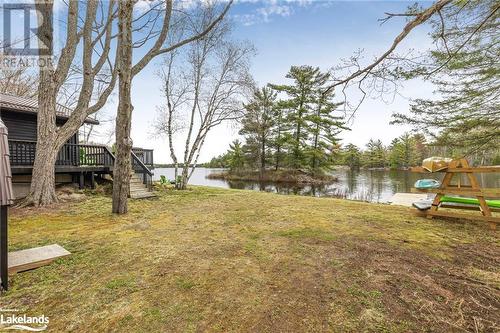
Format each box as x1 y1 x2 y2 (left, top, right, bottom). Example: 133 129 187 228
422 157 453 172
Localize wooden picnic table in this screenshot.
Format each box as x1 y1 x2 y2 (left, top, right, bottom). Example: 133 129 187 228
411 158 499 230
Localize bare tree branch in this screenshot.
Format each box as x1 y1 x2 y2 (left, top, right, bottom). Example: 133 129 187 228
324 0 453 94
131 0 234 77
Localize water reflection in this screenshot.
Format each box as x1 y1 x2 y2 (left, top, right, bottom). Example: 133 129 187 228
153 167 499 203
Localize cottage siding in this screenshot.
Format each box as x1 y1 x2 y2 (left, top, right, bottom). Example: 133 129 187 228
0 110 37 141
0 109 79 144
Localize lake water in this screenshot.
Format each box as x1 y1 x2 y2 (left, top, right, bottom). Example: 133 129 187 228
153 167 499 203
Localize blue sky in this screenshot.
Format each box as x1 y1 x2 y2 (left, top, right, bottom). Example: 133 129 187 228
93 1 435 163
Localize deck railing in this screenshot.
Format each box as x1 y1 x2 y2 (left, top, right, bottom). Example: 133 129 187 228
132 151 153 190
132 148 154 169
8 140 36 166
8 139 153 190
8 140 115 167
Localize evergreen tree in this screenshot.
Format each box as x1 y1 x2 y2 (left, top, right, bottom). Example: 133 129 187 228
364 139 386 168
240 87 277 176
207 152 231 168
392 1 499 155
388 133 426 169
270 66 325 169
342 144 362 170
270 100 289 171
307 78 346 173
412 133 427 165
270 65 347 172
227 140 245 172
388 138 404 169
493 154 500 166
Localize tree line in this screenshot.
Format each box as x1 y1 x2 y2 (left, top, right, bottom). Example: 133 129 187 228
208 132 500 171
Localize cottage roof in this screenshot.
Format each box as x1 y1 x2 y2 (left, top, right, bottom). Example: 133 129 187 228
0 93 99 125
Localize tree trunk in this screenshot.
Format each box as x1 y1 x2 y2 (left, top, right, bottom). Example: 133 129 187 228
188 134 207 181
174 164 180 189
275 114 282 171
167 103 180 189
23 72 60 206
275 143 280 171
312 123 319 172
26 1 116 207
23 1 60 206
112 0 133 214
260 136 266 178
25 141 59 206
179 165 189 190
294 97 304 170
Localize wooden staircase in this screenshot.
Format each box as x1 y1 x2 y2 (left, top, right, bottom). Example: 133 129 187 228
129 173 155 199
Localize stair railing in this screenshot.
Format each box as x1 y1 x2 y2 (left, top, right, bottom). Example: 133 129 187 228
131 151 153 190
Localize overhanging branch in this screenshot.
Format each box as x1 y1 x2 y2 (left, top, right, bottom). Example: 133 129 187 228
323 0 453 95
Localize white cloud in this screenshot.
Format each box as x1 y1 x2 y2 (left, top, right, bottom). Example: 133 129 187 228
232 0 318 26
257 3 292 21
134 0 154 14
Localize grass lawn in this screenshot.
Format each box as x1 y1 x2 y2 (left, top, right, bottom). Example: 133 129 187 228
2 186 499 332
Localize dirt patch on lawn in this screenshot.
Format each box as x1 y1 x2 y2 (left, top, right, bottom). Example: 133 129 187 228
248 239 498 332
143 234 499 332
319 238 500 332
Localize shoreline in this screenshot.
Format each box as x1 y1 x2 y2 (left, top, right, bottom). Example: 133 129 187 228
154 165 417 172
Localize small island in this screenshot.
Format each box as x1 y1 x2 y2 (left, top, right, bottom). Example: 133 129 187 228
207 169 338 185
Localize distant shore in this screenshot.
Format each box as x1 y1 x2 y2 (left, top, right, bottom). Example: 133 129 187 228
207 170 338 185
154 165 415 172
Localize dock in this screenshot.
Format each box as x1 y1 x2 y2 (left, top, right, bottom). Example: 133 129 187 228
389 193 433 207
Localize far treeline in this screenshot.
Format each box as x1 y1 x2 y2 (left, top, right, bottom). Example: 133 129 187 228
339 135 500 170
206 132 500 172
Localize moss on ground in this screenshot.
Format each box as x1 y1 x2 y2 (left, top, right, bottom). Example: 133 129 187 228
1 186 499 332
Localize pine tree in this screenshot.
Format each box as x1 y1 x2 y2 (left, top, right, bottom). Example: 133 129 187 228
364 139 386 168
342 144 362 170
392 1 499 155
270 66 323 169
307 78 346 173
240 87 277 176
270 100 289 171
270 65 347 172
227 140 245 172
412 133 427 165
388 138 404 169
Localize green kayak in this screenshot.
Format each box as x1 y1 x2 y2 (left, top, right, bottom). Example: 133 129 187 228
440 196 500 208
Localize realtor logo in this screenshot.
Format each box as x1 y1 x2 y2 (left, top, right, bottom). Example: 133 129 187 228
2 2 53 56
0 308 49 331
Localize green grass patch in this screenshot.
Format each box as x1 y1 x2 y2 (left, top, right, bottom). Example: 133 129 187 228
2 186 497 332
